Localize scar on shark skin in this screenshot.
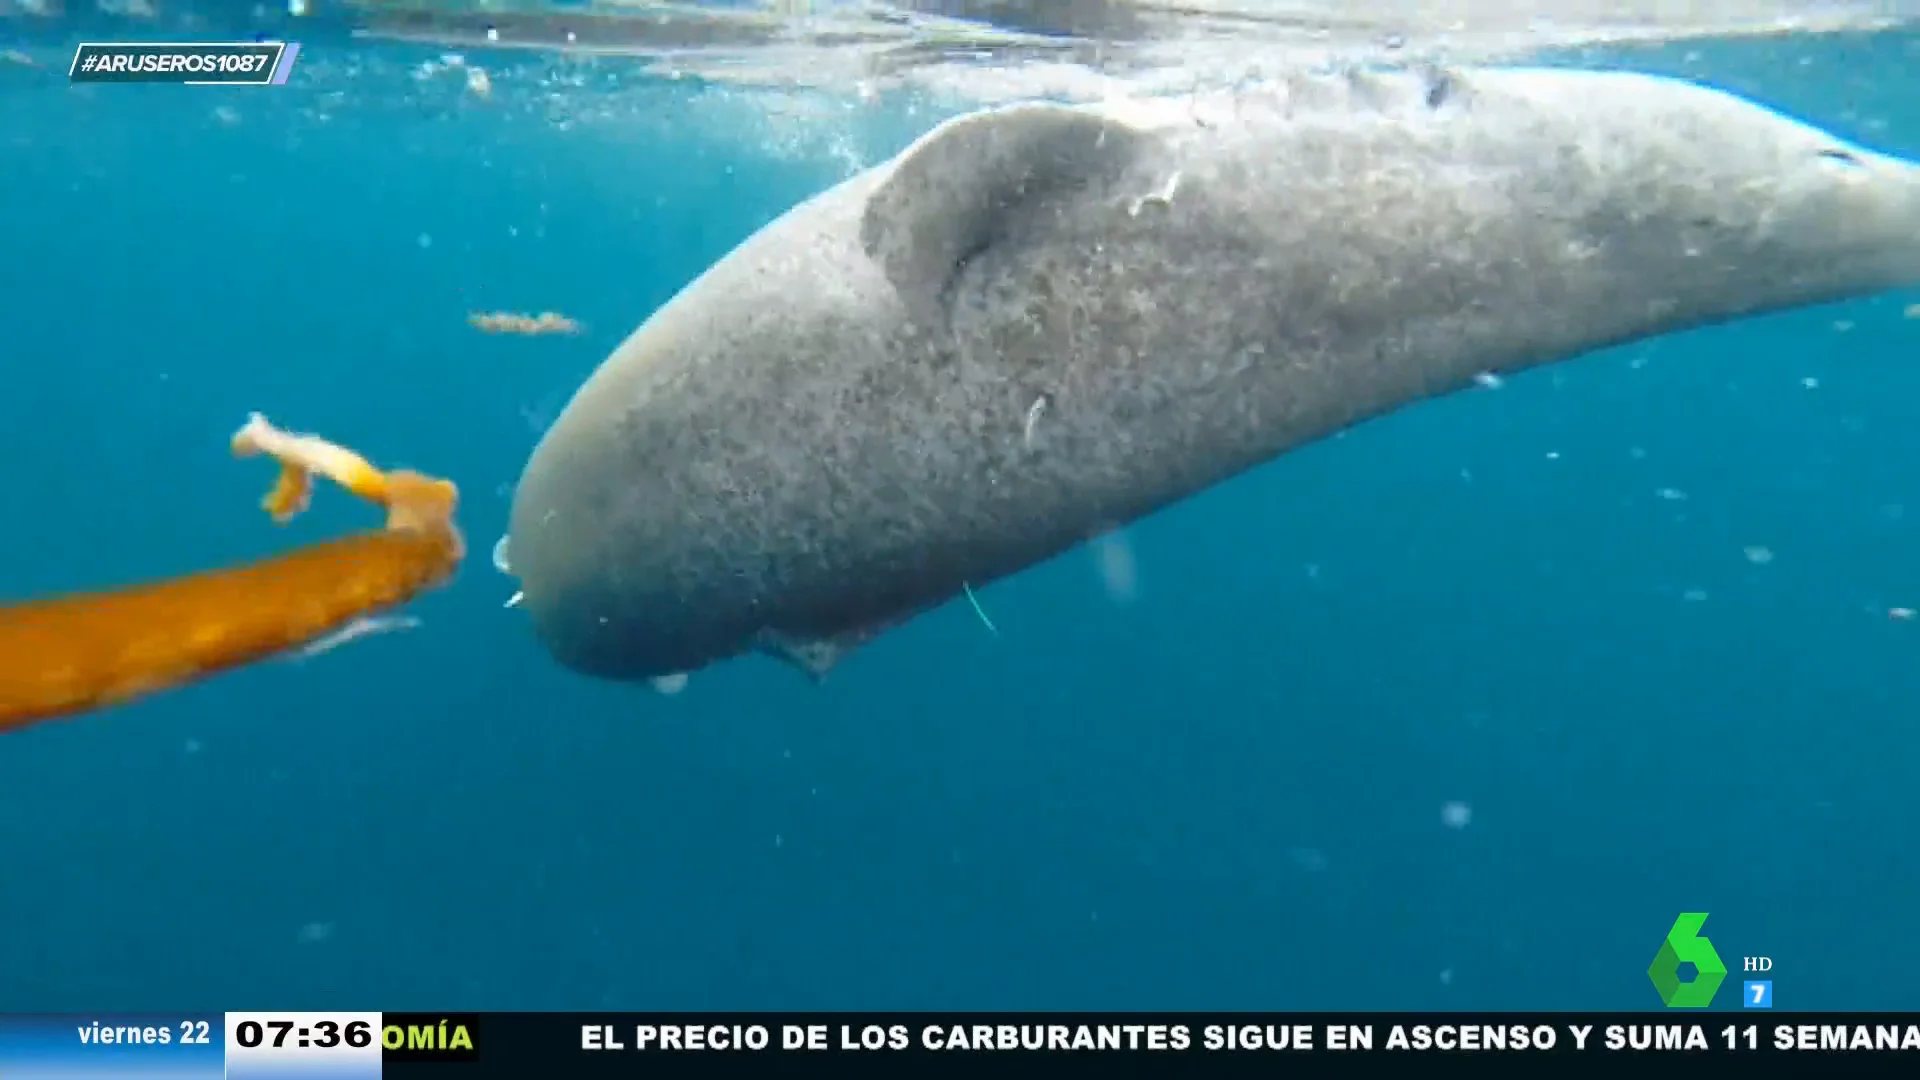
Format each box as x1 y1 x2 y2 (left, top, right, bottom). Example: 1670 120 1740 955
1126 171 1182 217
1022 393 1051 447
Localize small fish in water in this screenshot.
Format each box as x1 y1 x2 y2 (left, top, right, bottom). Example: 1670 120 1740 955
296 615 421 659
469 311 580 336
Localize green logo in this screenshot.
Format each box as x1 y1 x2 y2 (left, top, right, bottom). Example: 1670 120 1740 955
1648 912 1727 1007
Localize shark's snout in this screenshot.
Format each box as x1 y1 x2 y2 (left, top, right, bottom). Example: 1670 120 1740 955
1883 152 1920 283
1822 146 1920 287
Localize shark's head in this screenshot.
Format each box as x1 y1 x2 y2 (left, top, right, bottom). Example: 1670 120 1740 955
1695 103 1920 303
1481 69 1920 317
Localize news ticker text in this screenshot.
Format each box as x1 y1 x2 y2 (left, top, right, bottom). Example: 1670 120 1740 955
12 1012 1920 1078
68 42 301 84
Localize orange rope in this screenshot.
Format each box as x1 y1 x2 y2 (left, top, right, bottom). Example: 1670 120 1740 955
0 414 464 732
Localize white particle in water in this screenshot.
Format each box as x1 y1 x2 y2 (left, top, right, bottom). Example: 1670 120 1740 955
1092 531 1138 606
296 615 419 659
1441 801 1472 829
1744 546 1775 565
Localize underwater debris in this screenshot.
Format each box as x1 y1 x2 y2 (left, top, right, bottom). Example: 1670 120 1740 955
470 311 580 336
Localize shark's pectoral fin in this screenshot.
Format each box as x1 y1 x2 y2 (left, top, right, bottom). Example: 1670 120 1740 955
859 103 1151 330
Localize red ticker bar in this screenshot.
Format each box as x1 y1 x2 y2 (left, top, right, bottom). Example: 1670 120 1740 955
372 1012 1920 1078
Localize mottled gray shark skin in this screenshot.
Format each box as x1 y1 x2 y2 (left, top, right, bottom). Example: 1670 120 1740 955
508 65 1920 683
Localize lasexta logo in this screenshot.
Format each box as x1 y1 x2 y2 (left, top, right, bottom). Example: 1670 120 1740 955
1648 912 1727 1007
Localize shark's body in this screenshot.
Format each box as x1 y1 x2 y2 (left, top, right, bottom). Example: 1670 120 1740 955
507 65 1920 682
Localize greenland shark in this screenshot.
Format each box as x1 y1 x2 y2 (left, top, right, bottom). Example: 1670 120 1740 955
506 65 1920 684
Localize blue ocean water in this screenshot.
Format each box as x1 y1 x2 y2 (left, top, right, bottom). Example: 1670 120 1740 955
1 9 1918 1014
